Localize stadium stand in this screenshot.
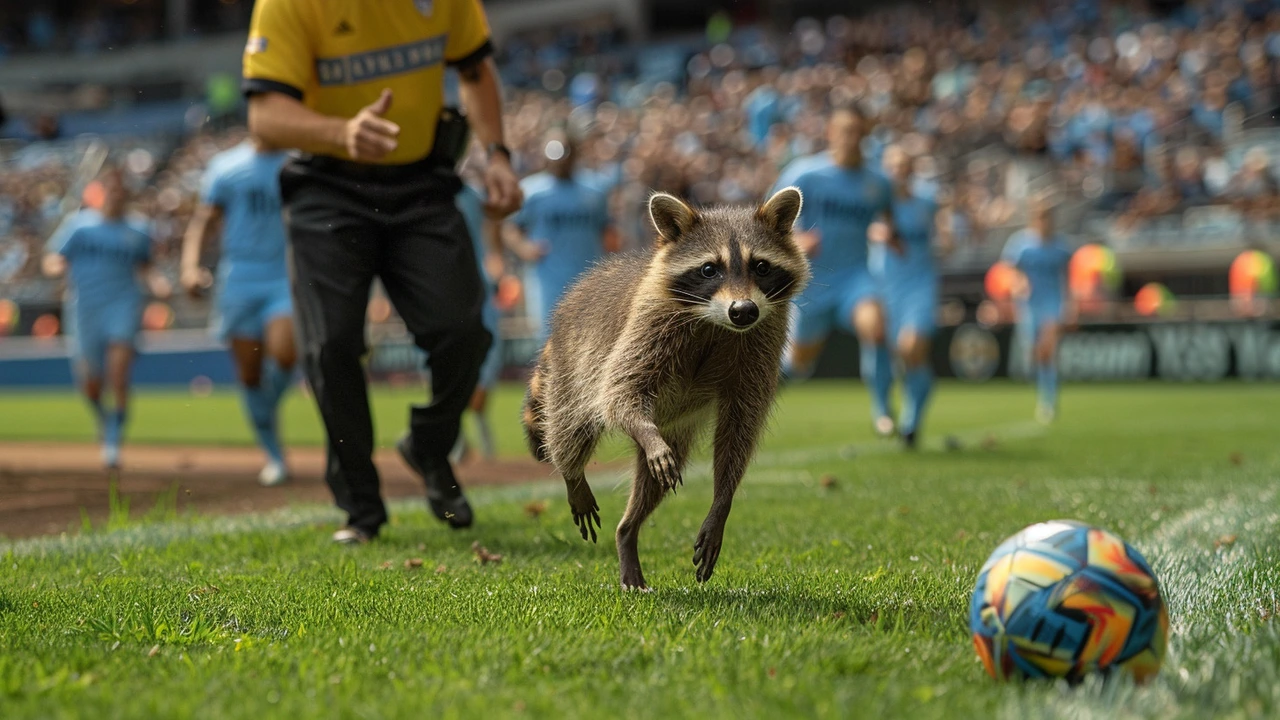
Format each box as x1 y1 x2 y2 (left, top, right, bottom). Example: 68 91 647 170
1 0 1278 342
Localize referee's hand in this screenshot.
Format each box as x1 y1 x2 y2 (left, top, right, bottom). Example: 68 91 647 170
344 89 400 162
482 155 523 219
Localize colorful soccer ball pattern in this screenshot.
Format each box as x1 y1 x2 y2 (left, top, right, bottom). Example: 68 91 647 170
970 520 1168 683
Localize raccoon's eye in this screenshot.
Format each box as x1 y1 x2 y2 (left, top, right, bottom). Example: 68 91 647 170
699 263 718 279
754 260 772 277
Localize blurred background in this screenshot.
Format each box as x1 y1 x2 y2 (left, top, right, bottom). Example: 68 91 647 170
1 0 1278 386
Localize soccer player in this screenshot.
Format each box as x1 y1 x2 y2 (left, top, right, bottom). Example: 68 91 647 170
1001 202 1073 424
454 178 502 461
873 145 947 448
504 129 612 342
181 136 296 486
42 168 163 469
773 105 897 435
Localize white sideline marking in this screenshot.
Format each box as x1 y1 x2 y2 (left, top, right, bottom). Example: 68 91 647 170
0 479 568 558
641 420 1049 489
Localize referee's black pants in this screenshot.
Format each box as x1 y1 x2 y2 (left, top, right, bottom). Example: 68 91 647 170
281 157 491 535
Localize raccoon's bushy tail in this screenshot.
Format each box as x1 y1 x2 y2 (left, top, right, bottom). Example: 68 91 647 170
522 365 550 463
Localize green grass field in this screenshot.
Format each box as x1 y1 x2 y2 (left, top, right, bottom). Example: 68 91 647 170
2 381 1280 718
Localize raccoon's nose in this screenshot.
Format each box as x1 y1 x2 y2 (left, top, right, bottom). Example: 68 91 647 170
727 300 760 328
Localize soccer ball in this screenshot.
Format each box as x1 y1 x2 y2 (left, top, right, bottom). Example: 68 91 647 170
969 520 1168 683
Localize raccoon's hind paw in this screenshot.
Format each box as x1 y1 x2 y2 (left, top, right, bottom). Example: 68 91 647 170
692 523 725 583
619 556 650 591
646 446 683 494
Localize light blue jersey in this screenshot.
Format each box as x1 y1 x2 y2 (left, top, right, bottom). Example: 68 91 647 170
201 142 292 341
456 185 502 390
47 210 151 371
1002 230 1072 329
873 190 939 336
773 153 893 343
201 142 289 285
878 193 938 276
513 173 610 336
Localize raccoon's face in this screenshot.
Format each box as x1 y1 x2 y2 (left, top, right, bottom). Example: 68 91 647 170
649 187 809 332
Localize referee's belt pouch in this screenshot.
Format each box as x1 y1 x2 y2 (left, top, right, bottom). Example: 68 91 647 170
428 106 470 168
278 154 305 203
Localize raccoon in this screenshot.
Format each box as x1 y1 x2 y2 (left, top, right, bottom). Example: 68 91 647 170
522 187 810 590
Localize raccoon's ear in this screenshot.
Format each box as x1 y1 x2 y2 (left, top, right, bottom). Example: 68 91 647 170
649 192 699 245
757 186 803 237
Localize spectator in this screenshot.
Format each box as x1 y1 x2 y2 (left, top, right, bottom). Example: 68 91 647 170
1117 152 1181 230
1225 147 1280 217
1172 147 1211 205
0 234 30 282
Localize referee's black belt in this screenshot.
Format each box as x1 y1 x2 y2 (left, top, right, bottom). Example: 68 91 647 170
289 152 451 182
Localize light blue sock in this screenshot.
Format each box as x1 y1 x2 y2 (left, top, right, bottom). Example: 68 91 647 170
242 385 283 464
264 360 292 406
900 366 934 435
104 408 126 447
1036 364 1058 410
861 343 893 420
98 407 125 467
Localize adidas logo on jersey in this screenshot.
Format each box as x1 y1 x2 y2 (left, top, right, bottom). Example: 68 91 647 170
334 19 354 35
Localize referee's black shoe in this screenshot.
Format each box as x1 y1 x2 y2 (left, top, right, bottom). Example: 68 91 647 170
397 435 474 529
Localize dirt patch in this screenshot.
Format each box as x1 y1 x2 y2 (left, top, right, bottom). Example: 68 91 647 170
0 442 560 539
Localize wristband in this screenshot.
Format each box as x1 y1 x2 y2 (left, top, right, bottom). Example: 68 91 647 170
487 143 511 162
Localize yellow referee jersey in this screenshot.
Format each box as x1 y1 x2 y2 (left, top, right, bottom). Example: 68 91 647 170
243 0 492 165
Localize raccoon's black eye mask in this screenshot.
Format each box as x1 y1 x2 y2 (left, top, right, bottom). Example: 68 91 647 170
668 255 796 305
670 262 723 304
754 262 797 302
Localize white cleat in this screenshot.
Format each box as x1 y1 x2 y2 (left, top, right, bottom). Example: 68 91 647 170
258 461 289 487
873 415 897 438
332 526 372 545
1035 404 1057 426
102 443 121 471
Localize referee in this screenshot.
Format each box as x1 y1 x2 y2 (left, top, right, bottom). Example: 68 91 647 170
243 0 522 544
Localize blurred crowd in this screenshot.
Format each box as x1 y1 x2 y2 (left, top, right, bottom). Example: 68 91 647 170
4 0 1280 301
0 3 252 57
0 129 247 297
0 150 71 290
499 0 1280 249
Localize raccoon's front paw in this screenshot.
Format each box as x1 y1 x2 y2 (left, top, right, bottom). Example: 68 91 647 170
572 502 601 543
692 522 724 583
646 445 683 493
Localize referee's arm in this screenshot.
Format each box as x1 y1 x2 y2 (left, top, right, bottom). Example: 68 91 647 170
248 59 520 215
457 56 521 218
242 0 398 162
248 89 400 162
